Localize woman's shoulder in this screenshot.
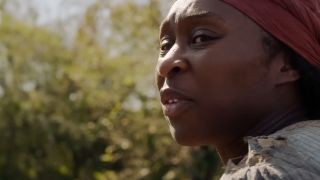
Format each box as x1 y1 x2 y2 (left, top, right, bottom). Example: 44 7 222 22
221 120 320 180
274 120 320 135
272 120 320 162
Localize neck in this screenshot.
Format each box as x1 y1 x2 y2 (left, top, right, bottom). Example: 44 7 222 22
216 104 307 165
246 104 306 137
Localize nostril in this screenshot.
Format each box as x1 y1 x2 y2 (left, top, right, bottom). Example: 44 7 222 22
172 67 181 73
158 58 188 78
168 66 181 77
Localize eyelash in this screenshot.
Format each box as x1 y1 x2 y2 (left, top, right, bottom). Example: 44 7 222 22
159 31 217 56
160 40 173 52
191 34 215 45
159 38 174 56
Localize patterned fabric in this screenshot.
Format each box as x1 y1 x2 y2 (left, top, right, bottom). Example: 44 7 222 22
221 120 320 180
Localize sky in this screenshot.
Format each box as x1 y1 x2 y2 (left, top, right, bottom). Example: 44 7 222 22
6 0 153 23
4 0 100 45
34 0 85 25
4 0 169 45
5 0 95 25
5 0 169 25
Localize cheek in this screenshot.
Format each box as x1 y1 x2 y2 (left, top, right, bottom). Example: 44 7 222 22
189 44 270 124
168 36 270 145
192 41 268 102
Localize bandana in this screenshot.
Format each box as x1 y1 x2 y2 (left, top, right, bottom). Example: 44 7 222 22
222 0 320 67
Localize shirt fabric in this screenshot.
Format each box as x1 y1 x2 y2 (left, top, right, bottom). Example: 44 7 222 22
220 120 320 180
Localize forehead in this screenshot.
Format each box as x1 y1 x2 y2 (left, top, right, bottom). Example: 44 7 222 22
165 0 222 23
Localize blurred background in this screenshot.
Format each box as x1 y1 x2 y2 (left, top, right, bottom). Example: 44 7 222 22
0 0 221 179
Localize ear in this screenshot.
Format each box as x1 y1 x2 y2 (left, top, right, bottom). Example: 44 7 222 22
270 52 300 86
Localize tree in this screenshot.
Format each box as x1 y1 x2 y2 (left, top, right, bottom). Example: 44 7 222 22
0 0 221 179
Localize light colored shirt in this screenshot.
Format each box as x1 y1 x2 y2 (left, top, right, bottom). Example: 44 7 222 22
221 120 320 180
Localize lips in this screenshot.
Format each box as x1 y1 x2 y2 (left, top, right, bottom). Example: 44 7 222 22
160 88 195 118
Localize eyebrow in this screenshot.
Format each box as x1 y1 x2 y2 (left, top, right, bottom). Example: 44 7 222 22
160 11 225 31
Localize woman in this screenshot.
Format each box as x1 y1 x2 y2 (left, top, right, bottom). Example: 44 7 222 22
156 0 320 179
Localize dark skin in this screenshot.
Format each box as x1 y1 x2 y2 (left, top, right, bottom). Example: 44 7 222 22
156 0 303 164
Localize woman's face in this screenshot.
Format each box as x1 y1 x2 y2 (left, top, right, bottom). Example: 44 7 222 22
156 0 274 146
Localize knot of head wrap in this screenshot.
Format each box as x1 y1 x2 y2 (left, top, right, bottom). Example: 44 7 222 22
222 0 320 67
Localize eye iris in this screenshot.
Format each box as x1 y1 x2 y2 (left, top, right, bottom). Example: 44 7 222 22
195 36 203 43
160 38 172 51
193 34 214 44
161 43 170 51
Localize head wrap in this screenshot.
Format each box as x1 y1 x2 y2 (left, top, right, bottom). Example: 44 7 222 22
222 0 320 67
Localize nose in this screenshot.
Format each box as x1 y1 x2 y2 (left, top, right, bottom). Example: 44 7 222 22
156 45 188 78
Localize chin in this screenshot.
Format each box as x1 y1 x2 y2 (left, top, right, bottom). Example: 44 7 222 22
169 126 210 146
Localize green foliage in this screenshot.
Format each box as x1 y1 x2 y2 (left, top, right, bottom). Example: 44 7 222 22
0 0 221 179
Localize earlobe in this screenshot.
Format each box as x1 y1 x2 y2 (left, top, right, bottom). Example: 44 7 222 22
273 53 300 86
280 64 300 82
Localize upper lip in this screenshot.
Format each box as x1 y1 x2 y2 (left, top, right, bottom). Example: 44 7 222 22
160 88 194 105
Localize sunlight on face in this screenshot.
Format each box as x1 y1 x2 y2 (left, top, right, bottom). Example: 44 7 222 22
157 0 273 146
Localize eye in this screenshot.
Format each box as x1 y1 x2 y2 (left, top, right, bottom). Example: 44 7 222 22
159 37 174 56
192 35 215 44
191 29 217 46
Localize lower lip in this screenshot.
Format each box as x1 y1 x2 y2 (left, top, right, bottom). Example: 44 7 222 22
162 100 194 118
